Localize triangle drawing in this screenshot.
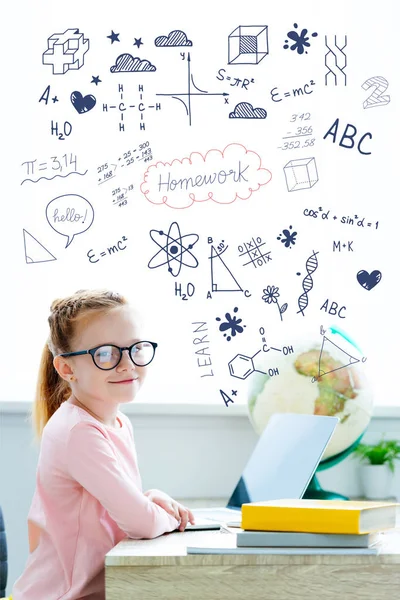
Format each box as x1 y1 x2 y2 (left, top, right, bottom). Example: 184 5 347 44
210 245 242 292
318 335 360 378
23 229 57 264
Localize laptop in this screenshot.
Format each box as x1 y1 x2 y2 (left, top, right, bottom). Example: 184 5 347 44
186 413 339 530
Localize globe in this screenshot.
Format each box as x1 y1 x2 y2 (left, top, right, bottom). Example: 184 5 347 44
247 326 373 500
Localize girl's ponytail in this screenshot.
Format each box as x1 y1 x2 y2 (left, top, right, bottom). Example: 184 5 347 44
31 289 128 442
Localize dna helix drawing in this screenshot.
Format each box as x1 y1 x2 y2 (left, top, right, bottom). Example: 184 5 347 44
297 250 319 316
324 35 347 86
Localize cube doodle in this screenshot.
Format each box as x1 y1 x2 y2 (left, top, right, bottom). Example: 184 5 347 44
42 28 89 74
284 157 319 192
228 26 269 65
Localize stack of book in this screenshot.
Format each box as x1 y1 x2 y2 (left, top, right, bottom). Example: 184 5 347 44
186 499 400 555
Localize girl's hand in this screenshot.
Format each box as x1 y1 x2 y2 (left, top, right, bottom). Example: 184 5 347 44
145 489 196 531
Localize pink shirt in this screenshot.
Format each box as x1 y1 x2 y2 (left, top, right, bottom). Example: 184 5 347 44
12 401 180 600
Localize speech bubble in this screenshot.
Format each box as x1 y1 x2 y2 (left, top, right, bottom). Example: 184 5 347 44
46 194 94 248
140 143 272 209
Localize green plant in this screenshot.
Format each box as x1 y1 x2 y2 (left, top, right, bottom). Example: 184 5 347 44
353 437 400 473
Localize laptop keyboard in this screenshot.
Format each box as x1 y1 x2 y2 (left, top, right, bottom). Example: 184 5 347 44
192 508 241 521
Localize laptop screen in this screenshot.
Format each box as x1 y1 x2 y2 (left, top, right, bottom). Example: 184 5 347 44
227 413 339 509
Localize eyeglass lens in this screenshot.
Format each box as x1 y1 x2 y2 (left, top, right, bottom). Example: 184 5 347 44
93 343 155 369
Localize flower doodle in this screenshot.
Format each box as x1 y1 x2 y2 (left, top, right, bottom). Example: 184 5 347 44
262 285 288 321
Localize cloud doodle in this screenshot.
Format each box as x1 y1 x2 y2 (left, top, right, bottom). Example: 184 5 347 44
140 143 272 209
229 102 267 119
110 53 156 73
154 30 193 47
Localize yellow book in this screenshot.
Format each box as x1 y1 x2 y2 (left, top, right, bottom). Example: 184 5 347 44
241 499 399 534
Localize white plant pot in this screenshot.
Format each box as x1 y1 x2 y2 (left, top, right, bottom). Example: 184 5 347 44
358 464 394 500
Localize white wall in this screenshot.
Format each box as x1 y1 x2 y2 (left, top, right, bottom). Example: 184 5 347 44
1 403 400 597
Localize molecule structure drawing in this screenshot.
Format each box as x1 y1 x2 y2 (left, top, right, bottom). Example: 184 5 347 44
148 221 199 277
228 350 267 380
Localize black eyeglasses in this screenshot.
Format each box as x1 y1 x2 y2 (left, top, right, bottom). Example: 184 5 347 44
58 341 158 370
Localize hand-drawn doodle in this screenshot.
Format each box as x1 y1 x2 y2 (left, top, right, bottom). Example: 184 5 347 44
228 26 269 65
140 143 272 208
270 80 315 102
91 76 102 85
210 244 243 292
262 286 288 321
216 307 246 341
21 154 86 185
38 85 59 104
303 208 379 231
148 222 199 277
107 30 120 43
70 91 96 114
297 250 319 316
362 76 390 109
258 326 293 355
23 229 57 264
228 350 267 379
310 331 363 384
156 53 228 126
51 120 72 141
323 118 372 155
283 23 318 54
220 390 236 407
216 69 255 90
277 226 297 248
103 84 160 131
42 29 89 74
284 157 318 191
229 102 267 119
356 269 382 291
154 30 192 47
87 236 128 263
45 194 95 248
111 54 156 73
324 35 347 86
111 183 134 207
238 237 271 267
133 38 143 48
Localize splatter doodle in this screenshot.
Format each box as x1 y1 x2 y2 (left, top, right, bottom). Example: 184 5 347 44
277 226 297 248
216 307 246 341
297 250 319 315
283 23 318 55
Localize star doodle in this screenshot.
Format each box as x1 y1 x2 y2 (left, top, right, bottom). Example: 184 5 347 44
91 75 102 85
133 38 143 48
107 30 120 43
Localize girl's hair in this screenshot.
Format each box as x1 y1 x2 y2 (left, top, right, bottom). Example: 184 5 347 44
31 288 128 442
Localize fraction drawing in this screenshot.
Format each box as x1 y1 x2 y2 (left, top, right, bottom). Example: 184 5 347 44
148 221 199 277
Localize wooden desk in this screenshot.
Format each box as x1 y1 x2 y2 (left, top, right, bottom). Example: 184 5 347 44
105 499 400 600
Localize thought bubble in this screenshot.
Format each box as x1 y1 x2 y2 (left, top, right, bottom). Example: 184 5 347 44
140 143 272 209
46 194 94 248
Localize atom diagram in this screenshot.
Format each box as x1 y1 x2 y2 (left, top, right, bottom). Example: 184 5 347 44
147 221 199 277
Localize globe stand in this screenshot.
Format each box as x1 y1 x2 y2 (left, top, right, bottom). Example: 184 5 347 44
302 431 366 501
302 473 349 501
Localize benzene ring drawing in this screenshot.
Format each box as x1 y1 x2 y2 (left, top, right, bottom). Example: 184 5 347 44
148 221 199 277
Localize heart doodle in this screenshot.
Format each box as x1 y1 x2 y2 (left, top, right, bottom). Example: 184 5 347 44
356 269 382 291
71 91 96 114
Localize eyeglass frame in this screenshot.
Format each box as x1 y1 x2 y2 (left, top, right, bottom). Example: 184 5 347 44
57 341 158 370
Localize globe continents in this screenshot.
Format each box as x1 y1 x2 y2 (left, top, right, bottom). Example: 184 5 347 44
247 327 373 461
